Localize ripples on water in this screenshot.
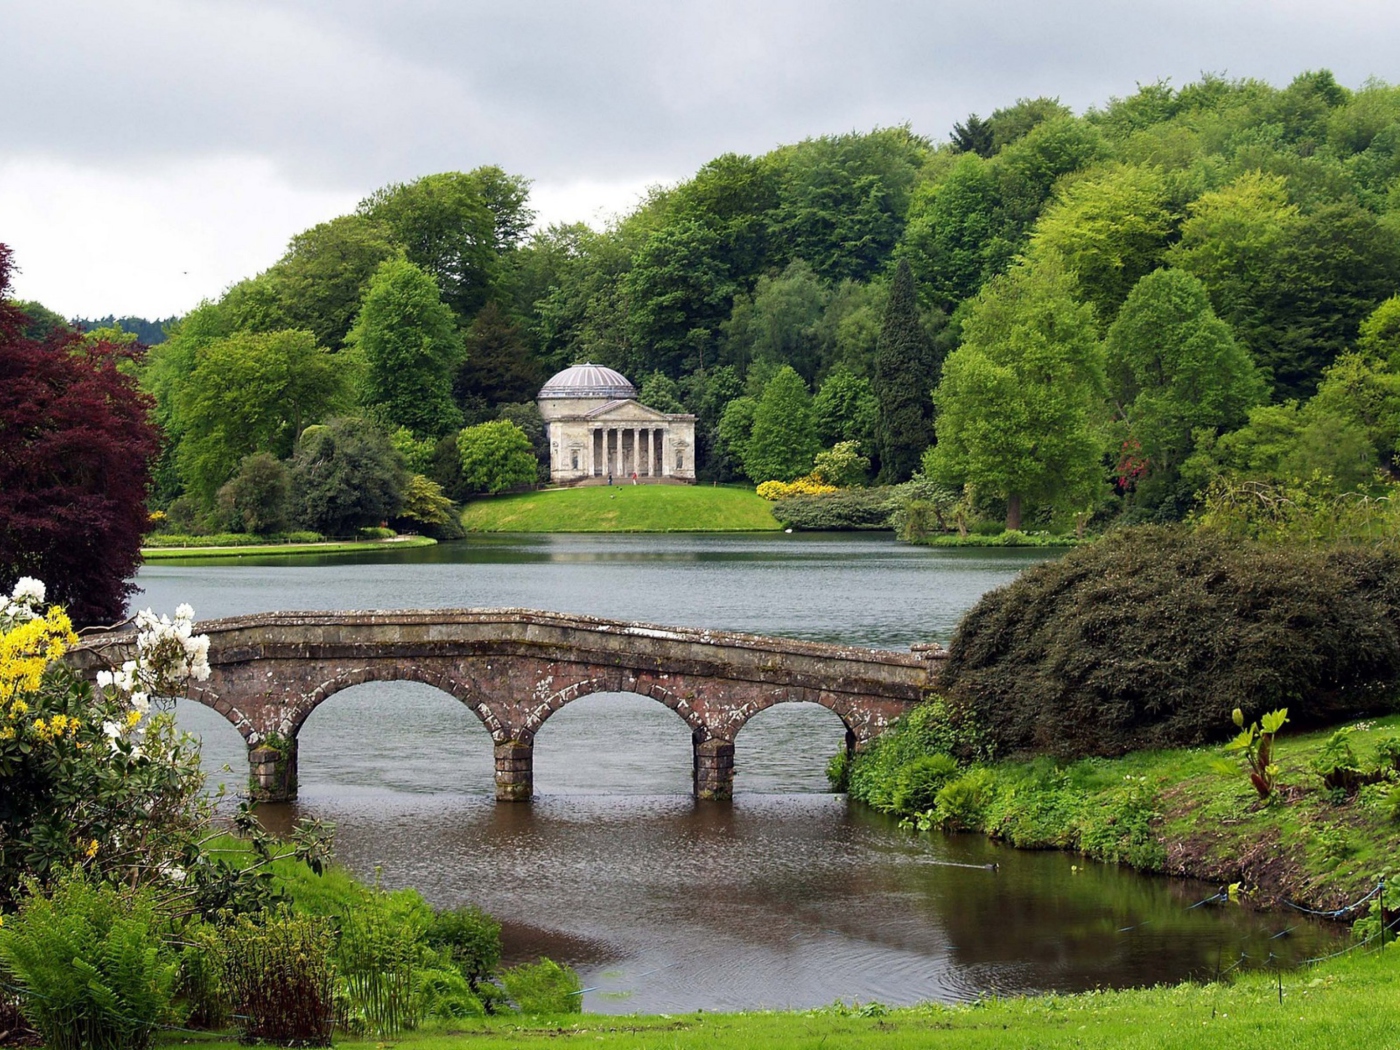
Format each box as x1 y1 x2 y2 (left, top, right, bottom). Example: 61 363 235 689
142 534 1342 1012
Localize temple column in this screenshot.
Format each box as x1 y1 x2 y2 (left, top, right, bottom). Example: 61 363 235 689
657 429 667 477
694 737 735 801
640 428 651 476
248 737 298 803
495 740 533 801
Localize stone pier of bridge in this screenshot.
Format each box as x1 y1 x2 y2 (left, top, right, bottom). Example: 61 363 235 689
70 609 943 803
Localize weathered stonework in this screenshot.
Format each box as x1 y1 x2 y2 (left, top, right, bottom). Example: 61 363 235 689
71 609 942 803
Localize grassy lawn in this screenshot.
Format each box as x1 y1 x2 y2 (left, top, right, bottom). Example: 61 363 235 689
160 947 1400 1049
460 484 782 532
141 536 437 559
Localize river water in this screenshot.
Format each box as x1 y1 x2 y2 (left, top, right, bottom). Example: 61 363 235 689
132 533 1340 1012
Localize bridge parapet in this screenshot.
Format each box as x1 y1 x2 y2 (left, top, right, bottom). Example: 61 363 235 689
72 609 941 803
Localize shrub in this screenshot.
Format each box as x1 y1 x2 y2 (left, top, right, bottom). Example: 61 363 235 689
773 487 895 530
412 968 485 1021
222 910 335 1047
499 958 583 1015
940 527 1400 758
176 921 230 1031
356 525 397 539
425 904 502 989
933 768 1001 831
811 441 870 487
756 475 838 500
0 876 178 1050
843 697 988 807
891 754 961 813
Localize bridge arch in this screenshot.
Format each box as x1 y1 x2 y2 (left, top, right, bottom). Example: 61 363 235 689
518 674 709 743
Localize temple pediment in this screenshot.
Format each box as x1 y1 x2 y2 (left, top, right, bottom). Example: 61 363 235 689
582 400 691 422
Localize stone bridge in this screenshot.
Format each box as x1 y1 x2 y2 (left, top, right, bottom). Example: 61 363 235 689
72 609 942 803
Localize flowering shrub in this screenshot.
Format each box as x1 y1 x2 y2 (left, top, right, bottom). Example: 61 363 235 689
0 578 217 902
756 475 839 500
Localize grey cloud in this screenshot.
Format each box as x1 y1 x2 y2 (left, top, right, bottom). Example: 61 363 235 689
4 0 1399 195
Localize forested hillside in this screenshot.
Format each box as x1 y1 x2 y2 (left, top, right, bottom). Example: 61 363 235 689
40 68 1400 534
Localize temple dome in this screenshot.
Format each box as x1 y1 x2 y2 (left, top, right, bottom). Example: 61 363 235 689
539 363 636 401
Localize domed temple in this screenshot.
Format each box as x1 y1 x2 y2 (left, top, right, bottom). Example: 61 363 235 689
536 364 696 484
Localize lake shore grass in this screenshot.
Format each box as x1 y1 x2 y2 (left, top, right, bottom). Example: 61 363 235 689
141 536 437 559
460 484 782 532
162 946 1399 1049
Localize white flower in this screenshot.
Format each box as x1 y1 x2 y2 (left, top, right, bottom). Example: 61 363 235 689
12 577 45 604
175 603 195 621
135 609 159 631
96 670 116 689
130 692 151 715
102 721 123 739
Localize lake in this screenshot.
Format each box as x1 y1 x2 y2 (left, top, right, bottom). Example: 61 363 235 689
132 533 1339 1012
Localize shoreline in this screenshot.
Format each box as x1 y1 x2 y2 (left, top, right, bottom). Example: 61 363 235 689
141 536 437 559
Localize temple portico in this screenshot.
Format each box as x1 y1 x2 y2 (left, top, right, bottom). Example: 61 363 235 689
537 364 696 484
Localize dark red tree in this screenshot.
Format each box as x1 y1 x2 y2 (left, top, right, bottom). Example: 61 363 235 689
0 244 161 625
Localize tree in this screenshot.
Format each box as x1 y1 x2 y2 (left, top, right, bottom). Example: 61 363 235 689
1028 163 1173 326
175 329 349 507
637 371 685 413
457 420 539 494
1105 269 1266 505
900 155 1014 312
623 219 736 377
1359 296 1400 369
812 366 878 452
392 474 456 533
215 453 292 535
358 173 501 320
716 395 759 477
270 214 396 350
348 257 463 439
928 255 1107 529
290 418 407 535
741 366 819 483
0 247 161 624
871 259 936 482
455 302 543 423
495 402 550 482
721 260 829 381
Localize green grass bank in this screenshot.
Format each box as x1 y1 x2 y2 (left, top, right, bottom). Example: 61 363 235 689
460 484 782 532
141 536 436 559
163 947 1399 1050
843 710 1400 911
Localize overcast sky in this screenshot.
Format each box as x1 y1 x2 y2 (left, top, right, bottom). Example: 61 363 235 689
3 0 1398 319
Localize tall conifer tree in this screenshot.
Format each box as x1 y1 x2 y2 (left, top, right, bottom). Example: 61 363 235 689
872 258 935 482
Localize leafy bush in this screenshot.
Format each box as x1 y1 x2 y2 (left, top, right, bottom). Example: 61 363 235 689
222 909 335 1047
356 525 397 539
425 904 502 989
891 754 961 813
933 768 1001 831
755 475 838 500
176 921 229 1031
0 876 178 1050
843 697 988 806
940 527 1400 758
143 531 324 547
499 958 583 1015
773 487 895 530
412 968 485 1021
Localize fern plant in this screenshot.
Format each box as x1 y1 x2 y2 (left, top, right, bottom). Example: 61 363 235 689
0 875 177 1050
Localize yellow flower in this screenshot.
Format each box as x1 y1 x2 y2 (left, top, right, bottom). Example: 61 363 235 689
84 839 100 859
125 709 144 730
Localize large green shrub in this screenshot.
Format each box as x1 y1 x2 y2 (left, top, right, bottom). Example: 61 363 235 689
425 903 502 989
0 876 178 1050
940 527 1400 757
773 486 894 530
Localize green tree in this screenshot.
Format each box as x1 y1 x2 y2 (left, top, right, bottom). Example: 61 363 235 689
1105 269 1266 508
623 219 736 376
638 371 685 413
495 402 550 482
929 255 1107 529
174 329 348 507
358 173 501 320
720 259 829 381
716 395 759 475
741 366 819 483
900 154 1014 312
872 259 936 482
1029 163 1173 326
1359 295 1400 368
269 214 396 350
290 418 407 534
457 420 539 494
812 366 878 452
215 452 292 535
812 441 871 487
455 301 544 424
348 257 463 439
